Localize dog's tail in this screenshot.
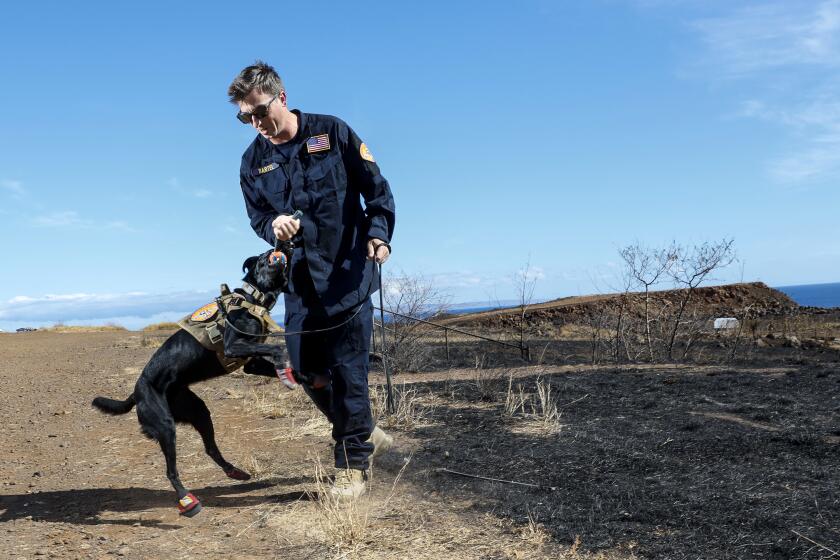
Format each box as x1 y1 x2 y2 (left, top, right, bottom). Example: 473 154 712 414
92 393 136 415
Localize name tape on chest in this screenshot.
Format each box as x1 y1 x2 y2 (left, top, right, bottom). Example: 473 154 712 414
258 163 279 175
360 143 375 163
306 134 331 154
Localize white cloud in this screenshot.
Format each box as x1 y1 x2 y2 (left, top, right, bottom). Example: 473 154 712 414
694 1 840 74
0 290 219 325
169 176 215 199
32 211 85 227
31 211 136 232
1 179 24 196
690 1 840 183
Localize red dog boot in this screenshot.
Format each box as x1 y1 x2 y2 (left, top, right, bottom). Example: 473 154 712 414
177 493 202 517
225 467 251 481
276 366 298 390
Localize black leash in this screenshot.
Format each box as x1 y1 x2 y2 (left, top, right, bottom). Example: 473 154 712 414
217 239 395 414
215 265 373 338
217 243 391 339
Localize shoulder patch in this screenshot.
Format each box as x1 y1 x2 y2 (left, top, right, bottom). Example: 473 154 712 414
257 163 278 175
360 143 375 163
306 134 331 154
191 302 219 322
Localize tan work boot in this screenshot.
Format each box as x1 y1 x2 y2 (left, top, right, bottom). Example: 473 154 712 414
370 425 394 461
330 468 368 499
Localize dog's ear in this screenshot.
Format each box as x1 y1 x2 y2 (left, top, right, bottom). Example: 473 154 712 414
242 256 259 275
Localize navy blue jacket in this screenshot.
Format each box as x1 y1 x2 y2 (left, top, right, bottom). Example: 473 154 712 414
239 111 396 316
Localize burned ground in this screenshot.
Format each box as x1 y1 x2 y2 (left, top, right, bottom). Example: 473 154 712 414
405 364 840 558
0 330 838 559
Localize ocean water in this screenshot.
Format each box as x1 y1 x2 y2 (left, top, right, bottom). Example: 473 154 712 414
776 282 840 308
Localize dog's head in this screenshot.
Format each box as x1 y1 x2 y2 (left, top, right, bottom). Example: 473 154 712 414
241 248 290 300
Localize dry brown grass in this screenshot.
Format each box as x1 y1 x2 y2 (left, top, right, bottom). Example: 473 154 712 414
244 387 295 419
142 321 180 331
473 361 507 402
503 375 563 433
305 455 411 558
370 382 433 430
140 335 166 348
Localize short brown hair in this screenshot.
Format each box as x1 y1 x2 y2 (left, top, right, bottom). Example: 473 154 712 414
227 60 284 104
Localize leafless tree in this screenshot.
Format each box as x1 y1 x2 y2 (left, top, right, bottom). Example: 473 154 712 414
512 257 539 360
380 271 450 372
666 239 736 360
618 242 677 361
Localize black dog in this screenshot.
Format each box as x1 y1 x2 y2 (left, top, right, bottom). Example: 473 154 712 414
92 249 300 517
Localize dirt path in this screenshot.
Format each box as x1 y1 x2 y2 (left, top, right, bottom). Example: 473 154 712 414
0 332 567 560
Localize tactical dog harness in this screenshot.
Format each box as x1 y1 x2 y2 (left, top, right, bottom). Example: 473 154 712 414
178 283 283 372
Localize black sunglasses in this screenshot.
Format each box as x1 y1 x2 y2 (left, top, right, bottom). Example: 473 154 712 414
236 92 280 124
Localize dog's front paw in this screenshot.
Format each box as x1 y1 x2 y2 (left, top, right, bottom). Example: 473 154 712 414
276 366 301 390
225 467 251 481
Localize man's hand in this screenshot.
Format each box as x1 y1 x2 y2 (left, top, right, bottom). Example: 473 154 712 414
272 214 300 241
367 238 391 264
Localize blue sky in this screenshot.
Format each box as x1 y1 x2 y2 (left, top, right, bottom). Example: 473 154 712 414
1 1 838 330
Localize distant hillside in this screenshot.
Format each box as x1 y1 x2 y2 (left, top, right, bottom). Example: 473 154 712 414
438 282 797 330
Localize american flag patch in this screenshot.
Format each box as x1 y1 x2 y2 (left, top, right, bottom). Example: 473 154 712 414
306 134 331 153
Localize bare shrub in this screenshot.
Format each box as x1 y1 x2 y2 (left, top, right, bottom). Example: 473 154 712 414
666 239 736 359
619 242 677 361
473 358 507 402
613 239 736 363
585 305 611 365
513 257 540 359
380 272 449 373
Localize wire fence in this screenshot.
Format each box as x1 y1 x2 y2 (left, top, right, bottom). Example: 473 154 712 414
371 306 531 371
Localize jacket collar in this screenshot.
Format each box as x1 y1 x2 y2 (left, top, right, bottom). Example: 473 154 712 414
256 109 307 156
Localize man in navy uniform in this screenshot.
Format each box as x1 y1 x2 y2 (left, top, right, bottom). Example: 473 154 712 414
228 61 396 498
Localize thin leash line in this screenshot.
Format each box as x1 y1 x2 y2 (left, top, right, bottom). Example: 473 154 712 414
216 255 383 339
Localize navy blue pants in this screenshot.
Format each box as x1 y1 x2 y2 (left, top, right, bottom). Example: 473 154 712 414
284 297 374 470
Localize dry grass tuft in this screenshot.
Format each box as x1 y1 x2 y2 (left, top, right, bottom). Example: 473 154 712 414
244 387 292 419
533 378 562 432
474 365 507 402
310 458 371 555
504 373 529 417
307 455 412 557
142 321 180 331
140 335 165 348
520 507 550 545
244 454 272 480
504 376 563 433
370 382 432 429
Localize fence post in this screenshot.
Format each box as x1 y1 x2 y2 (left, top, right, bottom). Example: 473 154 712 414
371 318 377 354
521 344 531 362
445 329 450 364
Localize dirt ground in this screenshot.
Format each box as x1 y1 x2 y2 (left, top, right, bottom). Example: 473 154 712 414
1 331 839 559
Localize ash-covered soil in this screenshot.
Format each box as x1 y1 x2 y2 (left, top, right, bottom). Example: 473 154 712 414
1 331 838 559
